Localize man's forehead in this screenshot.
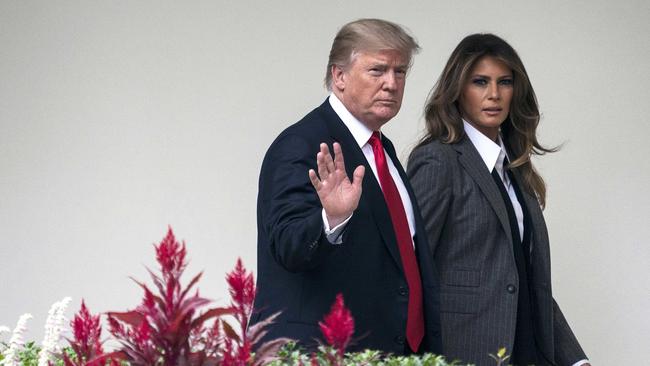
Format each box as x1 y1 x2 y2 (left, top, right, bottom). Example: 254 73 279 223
353 49 409 66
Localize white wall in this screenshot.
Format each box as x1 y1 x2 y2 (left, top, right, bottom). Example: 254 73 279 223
1 1 648 363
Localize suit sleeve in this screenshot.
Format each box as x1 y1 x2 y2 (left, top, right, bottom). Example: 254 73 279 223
258 133 338 273
552 298 588 365
407 144 453 256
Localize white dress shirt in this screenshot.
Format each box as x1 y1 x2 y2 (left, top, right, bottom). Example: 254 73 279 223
463 120 524 241
322 93 416 244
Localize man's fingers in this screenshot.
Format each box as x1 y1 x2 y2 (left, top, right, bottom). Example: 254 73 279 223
333 142 346 172
352 165 365 189
317 143 332 178
308 169 321 190
322 143 335 175
316 151 328 180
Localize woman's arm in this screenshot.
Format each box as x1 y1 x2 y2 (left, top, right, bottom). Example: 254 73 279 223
407 143 453 256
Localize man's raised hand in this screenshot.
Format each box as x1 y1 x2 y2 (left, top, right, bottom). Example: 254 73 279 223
308 142 365 228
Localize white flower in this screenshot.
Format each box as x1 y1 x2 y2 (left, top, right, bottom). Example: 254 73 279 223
38 297 72 366
1 313 33 366
0 325 10 338
0 325 10 352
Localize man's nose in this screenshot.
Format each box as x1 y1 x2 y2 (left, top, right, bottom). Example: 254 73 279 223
382 72 398 91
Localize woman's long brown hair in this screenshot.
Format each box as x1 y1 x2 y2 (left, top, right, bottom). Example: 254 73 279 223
415 33 558 207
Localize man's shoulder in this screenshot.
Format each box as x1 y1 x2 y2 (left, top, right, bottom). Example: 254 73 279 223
272 100 333 144
260 100 334 160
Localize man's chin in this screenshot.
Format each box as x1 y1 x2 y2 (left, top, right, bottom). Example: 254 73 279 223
375 110 399 123
364 113 398 130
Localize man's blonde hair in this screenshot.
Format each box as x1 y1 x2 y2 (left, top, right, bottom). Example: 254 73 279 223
324 18 420 90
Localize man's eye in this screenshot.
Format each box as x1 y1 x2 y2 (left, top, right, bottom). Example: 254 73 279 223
369 68 382 75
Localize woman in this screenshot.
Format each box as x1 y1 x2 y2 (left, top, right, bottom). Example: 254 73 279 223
407 34 589 366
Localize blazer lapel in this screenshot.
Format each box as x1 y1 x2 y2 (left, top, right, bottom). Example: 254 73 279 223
453 137 514 246
382 135 426 251
318 102 404 271
509 167 555 361
509 168 552 276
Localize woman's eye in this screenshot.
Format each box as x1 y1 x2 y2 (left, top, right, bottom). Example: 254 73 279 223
472 78 487 86
499 79 513 85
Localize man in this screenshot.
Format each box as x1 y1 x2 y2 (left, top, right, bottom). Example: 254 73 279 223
252 19 441 355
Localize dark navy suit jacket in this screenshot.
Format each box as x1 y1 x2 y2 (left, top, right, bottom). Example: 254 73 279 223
252 100 442 355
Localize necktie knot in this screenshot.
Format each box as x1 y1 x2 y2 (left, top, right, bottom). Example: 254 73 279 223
494 149 509 186
368 131 382 149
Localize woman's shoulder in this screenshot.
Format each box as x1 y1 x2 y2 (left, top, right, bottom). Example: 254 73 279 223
408 139 456 164
407 139 458 175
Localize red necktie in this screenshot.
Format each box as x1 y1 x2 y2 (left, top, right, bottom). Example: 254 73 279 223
368 131 424 352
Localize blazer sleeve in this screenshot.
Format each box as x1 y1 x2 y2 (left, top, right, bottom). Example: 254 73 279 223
407 144 453 256
552 298 588 365
258 133 338 273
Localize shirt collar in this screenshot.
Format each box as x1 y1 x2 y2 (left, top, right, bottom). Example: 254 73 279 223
463 120 508 172
329 93 376 148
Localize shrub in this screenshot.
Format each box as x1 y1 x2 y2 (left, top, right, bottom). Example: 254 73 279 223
1 228 506 365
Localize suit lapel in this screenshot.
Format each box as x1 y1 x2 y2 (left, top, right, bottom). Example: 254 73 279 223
318 102 404 271
382 136 427 252
509 168 551 276
453 137 514 246
510 167 555 360
384 135 436 288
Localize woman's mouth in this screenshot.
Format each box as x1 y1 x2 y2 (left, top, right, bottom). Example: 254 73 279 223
483 107 502 116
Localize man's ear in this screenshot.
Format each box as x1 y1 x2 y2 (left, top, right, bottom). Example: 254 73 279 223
331 65 346 91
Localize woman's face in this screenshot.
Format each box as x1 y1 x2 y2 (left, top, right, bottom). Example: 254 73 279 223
458 56 513 141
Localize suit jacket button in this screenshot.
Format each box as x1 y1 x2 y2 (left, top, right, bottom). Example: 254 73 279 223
394 335 405 345
507 284 517 294
398 286 408 296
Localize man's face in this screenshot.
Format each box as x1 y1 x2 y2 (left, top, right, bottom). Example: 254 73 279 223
333 50 409 131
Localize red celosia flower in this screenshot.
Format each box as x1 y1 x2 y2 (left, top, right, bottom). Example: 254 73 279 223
222 337 236 366
319 293 354 354
65 300 121 366
225 258 256 365
106 316 124 337
134 319 151 348
156 226 187 277
107 228 235 365
71 300 104 357
227 258 255 318
105 228 286 366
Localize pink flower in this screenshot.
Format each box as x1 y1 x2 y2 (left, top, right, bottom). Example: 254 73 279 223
156 227 187 276
227 258 255 319
71 300 103 357
319 293 354 354
107 227 233 365
225 258 256 364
